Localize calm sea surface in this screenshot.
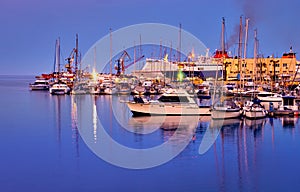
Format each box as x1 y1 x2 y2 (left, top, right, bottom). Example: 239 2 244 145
1 75 300 192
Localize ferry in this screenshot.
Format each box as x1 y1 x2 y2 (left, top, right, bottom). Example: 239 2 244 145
29 78 50 91
132 50 224 80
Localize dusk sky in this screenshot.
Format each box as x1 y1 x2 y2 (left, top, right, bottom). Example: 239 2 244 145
1 0 299 75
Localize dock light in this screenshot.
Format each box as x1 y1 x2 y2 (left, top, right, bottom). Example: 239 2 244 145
177 70 185 82
92 70 98 81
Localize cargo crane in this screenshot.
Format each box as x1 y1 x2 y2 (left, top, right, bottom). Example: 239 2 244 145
115 50 131 76
65 34 79 74
65 49 75 74
114 50 146 75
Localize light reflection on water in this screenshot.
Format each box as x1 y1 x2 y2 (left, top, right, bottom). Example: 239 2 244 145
1 76 300 192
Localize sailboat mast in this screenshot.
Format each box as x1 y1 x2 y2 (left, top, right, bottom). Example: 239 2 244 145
75 34 79 75
93 47 96 71
238 16 243 89
134 41 136 72
178 23 182 62
55 38 61 75
253 29 258 82
110 28 112 75
243 18 249 59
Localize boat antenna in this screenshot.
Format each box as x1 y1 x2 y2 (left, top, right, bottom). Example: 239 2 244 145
178 23 182 62
110 28 112 75
75 34 79 77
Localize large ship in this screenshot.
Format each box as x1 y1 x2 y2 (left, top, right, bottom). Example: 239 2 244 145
132 50 225 80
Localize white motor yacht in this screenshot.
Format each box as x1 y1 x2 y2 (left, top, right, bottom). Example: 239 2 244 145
126 89 211 116
49 82 71 95
29 79 50 91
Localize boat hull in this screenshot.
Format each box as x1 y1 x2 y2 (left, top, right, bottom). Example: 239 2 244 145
273 110 300 116
127 102 211 116
244 110 267 119
50 89 70 95
30 85 49 91
211 108 241 119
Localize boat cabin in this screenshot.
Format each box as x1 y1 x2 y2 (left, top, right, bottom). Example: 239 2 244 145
158 95 190 103
280 96 299 111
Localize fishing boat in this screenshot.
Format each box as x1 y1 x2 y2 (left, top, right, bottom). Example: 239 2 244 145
211 98 242 119
274 95 300 116
243 99 267 119
49 38 71 95
49 81 71 95
29 78 50 90
126 88 211 116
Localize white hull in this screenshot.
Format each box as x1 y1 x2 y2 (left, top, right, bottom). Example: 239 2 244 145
257 96 282 102
49 83 70 95
50 89 69 95
211 108 241 119
244 110 267 119
30 85 49 90
127 102 210 116
29 79 50 91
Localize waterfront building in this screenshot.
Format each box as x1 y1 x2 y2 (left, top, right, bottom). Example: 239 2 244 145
223 48 299 85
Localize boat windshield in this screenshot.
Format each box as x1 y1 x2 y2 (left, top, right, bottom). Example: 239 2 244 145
258 93 274 97
34 81 48 85
158 96 190 103
283 98 294 106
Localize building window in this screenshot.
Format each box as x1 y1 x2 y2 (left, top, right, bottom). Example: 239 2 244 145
283 63 288 67
275 64 280 67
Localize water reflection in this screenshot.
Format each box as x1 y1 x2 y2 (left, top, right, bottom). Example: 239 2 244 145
72 93 300 189
5 76 300 191
281 116 297 129
52 94 80 157
53 95 62 146
71 95 80 157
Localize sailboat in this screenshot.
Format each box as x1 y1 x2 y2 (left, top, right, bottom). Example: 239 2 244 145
210 18 242 120
243 29 267 119
211 98 242 119
49 38 71 95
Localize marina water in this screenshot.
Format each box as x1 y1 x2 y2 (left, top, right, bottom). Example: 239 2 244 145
1 75 300 191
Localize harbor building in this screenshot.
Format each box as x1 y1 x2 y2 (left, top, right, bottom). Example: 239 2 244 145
223 48 299 85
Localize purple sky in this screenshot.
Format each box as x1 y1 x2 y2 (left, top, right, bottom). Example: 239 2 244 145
1 0 299 75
